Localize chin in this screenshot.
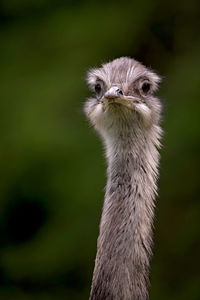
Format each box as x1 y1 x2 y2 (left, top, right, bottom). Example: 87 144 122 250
84 97 154 137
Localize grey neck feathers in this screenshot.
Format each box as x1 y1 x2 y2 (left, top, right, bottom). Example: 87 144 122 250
90 125 161 300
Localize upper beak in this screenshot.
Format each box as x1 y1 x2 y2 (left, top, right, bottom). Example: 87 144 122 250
104 86 123 99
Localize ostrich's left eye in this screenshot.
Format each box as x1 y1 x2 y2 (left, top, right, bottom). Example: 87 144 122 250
95 83 102 94
141 82 151 94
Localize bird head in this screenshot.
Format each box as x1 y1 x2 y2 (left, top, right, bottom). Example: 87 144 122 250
84 57 162 139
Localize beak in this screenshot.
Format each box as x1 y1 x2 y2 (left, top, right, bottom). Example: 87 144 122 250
104 86 123 99
102 86 142 111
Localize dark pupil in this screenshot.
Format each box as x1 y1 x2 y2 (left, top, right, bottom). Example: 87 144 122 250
142 82 150 93
95 83 101 93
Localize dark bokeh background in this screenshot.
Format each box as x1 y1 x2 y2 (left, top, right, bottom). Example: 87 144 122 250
0 0 199 299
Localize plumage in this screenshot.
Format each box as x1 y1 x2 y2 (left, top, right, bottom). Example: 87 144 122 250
84 57 162 300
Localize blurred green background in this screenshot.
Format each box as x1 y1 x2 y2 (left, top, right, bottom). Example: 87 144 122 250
0 0 199 299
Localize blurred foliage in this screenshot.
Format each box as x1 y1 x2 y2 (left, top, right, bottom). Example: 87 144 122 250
0 0 199 299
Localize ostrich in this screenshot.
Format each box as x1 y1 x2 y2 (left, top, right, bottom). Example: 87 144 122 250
84 57 162 300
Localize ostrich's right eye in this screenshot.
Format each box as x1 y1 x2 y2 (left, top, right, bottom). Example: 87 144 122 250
95 83 102 94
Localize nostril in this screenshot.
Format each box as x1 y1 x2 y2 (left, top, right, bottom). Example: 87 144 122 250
117 89 123 95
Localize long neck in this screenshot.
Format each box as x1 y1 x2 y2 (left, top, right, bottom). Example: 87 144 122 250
90 125 161 300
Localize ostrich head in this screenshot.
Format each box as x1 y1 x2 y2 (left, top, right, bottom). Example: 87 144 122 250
84 57 161 140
